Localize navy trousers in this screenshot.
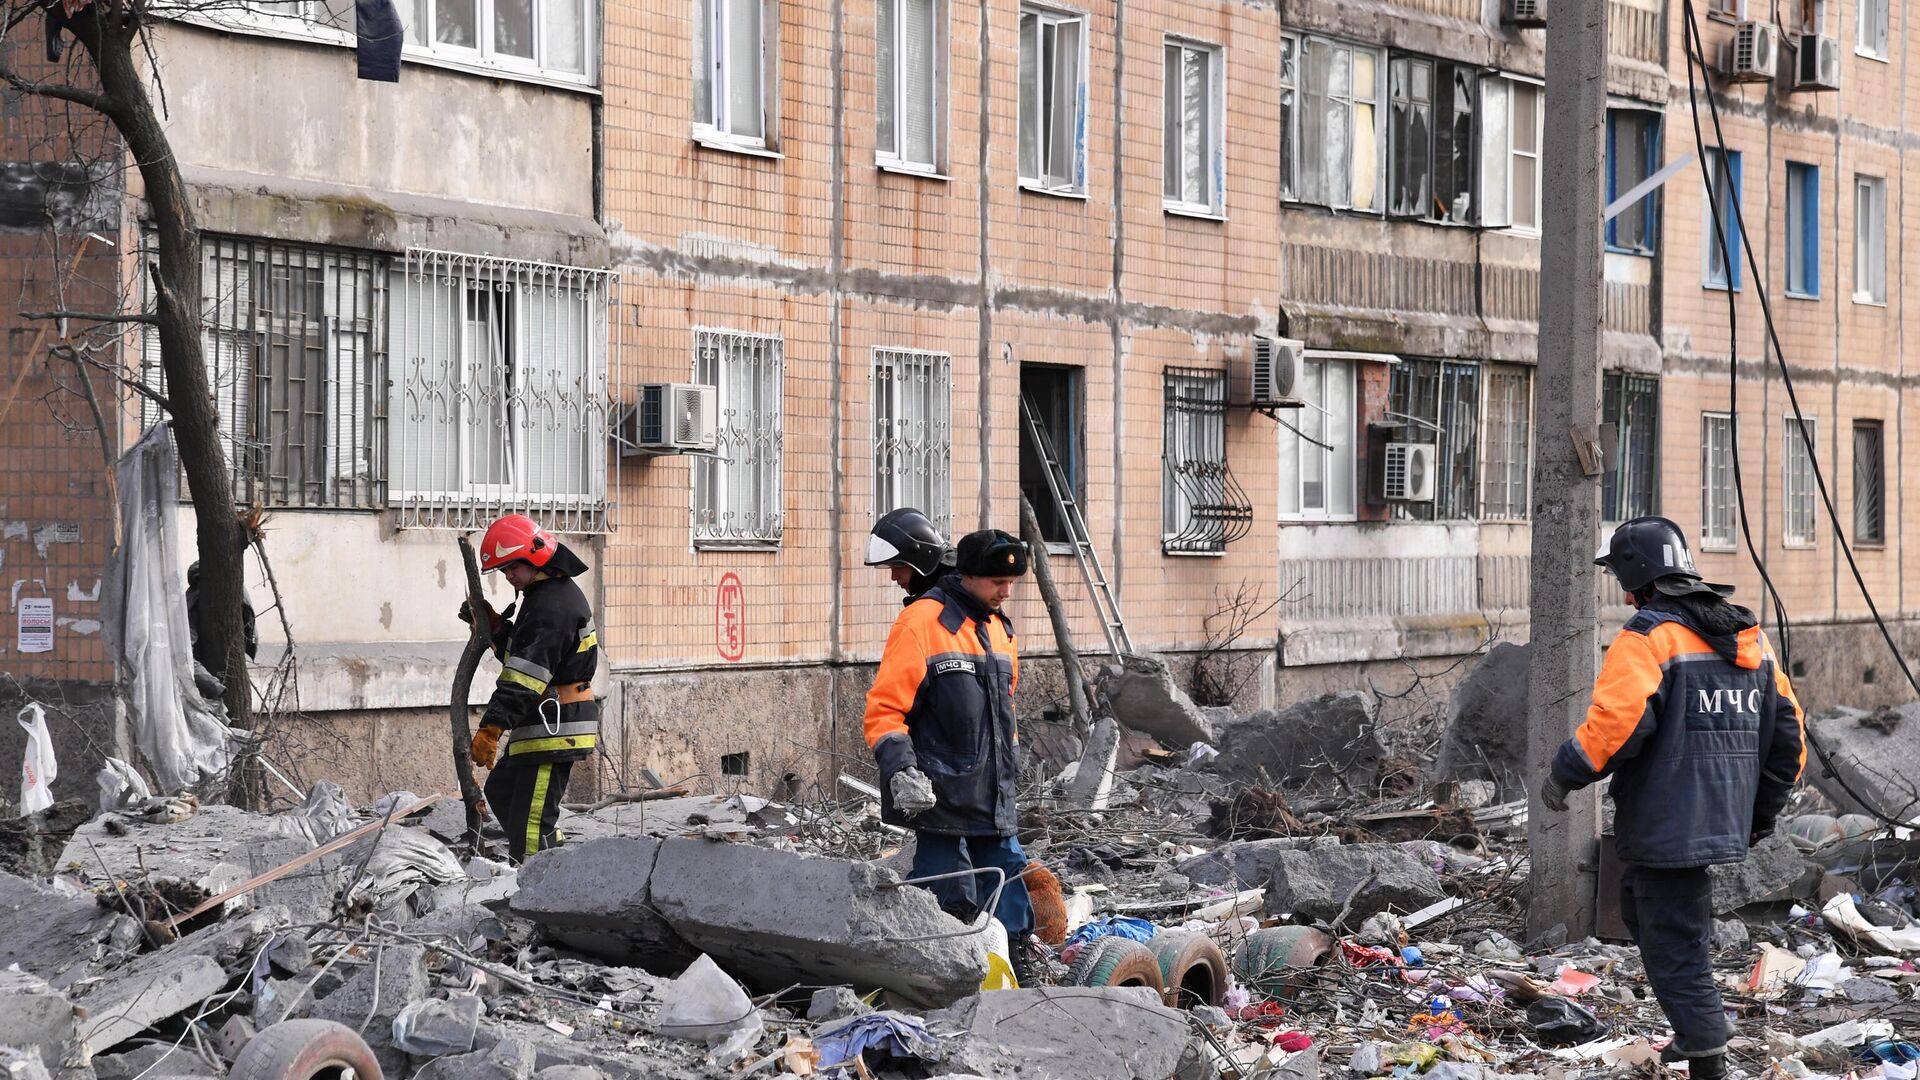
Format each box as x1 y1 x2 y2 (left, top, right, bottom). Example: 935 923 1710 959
1620 864 1729 1055
909 831 1035 937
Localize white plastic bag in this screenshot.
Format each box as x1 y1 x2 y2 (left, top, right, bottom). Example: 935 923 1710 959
95 756 152 813
18 703 56 814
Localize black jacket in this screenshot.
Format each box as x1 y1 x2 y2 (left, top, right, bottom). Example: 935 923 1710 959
483 574 600 764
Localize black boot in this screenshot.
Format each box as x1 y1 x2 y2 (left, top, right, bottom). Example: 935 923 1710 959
1009 932 1037 988
1660 1045 1728 1080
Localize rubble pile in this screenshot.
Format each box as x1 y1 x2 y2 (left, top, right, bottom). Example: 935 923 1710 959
4 668 1920 1080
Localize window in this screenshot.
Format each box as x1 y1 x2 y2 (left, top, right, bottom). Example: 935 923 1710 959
1853 420 1885 545
1602 372 1659 522
1163 39 1224 215
1783 415 1817 546
1389 359 1480 521
1478 76 1542 230
1854 174 1887 304
396 0 590 79
389 249 611 531
1606 109 1661 254
1703 147 1743 289
143 236 387 510
1701 412 1735 549
693 330 784 546
1020 365 1084 542
877 0 943 171
720 751 750 776
1389 56 1475 222
1858 0 1889 57
695 0 769 146
1281 35 1385 212
1278 357 1356 520
873 348 952 534
1018 5 1087 194
1481 365 1532 520
1162 368 1250 554
1792 0 1830 33
1786 162 1820 298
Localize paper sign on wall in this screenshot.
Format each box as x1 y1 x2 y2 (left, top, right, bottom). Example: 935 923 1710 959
18 598 53 654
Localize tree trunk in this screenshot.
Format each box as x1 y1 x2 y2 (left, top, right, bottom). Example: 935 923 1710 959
450 539 491 853
1019 494 1092 740
74 12 255 797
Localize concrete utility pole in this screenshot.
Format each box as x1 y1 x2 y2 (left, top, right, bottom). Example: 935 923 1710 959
1526 0 1609 941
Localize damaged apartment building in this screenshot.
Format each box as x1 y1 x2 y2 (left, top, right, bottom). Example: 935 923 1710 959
2 0 1917 805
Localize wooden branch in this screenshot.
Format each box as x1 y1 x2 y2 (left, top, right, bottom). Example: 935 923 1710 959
1019 493 1093 739
564 787 692 813
22 309 159 326
0 67 112 113
449 537 491 852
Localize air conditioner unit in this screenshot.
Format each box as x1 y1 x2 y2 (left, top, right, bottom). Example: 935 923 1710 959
1793 32 1841 90
1382 442 1437 502
633 382 717 453
1722 20 1779 82
1503 0 1547 28
1250 335 1306 406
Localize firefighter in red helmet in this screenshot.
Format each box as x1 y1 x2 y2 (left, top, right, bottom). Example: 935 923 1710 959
460 513 600 863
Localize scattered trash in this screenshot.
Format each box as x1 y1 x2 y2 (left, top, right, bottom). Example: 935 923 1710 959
1526 996 1609 1047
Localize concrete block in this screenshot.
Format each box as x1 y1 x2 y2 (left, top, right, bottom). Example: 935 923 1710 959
310 944 428 1079
1433 643 1531 800
0 972 82 1074
1176 838 1323 890
1708 834 1817 914
76 951 228 1054
91 1044 217 1080
1097 655 1214 747
1806 705 1920 821
0 871 131 991
507 837 695 973
413 1039 536 1080
1205 693 1383 791
0 1046 53 1080
1064 718 1121 809
1184 838 1445 924
925 987 1193 1079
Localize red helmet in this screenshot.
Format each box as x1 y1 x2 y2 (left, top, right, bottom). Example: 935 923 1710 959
478 514 557 573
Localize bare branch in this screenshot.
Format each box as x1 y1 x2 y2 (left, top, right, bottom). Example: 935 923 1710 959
52 343 170 411
0 64 112 113
22 309 159 326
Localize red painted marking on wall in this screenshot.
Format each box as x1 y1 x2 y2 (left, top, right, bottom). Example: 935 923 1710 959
716 573 745 661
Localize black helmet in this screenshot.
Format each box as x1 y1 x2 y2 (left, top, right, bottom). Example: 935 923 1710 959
866 508 949 578
1595 516 1731 597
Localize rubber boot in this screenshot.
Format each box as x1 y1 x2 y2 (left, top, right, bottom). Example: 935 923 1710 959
1009 932 1037 988
1660 1045 1728 1080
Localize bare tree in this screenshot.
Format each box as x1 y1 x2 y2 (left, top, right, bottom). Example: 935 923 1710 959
1188 580 1286 708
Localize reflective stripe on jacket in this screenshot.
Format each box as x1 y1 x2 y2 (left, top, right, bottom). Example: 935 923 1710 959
863 578 1020 836
1551 595 1805 869
482 575 601 763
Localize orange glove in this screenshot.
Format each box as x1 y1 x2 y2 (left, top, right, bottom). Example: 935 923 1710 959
470 725 504 768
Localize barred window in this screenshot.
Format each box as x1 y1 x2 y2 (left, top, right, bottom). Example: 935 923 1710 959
873 348 952 534
1699 413 1736 549
141 235 387 510
1783 416 1817 546
694 329 784 547
388 249 611 532
1603 372 1660 522
1481 365 1531 520
1388 358 1480 521
1162 367 1251 554
1854 420 1885 545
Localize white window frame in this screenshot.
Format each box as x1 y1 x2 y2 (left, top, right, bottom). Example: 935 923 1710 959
1279 34 1385 214
1857 0 1890 59
1480 364 1533 522
693 329 785 548
1477 75 1543 233
1782 414 1818 547
1278 356 1358 522
876 0 947 174
872 347 953 535
694 0 776 150
1018 3 1089 196
1162 37 1226 218
1853 174 1888 305
1700 412 1736 550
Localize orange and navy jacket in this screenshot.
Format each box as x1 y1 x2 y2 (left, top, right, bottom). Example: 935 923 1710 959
1551 594 1805 869
864 578 1020 836
481 575 600 764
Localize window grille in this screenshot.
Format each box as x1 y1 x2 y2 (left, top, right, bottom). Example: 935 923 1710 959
1389 359 1480 521
693 329 784 546
1481 365 1531 520
1700 413 1735 548
1782 416 1818 546
873 348 952 535
388 248 612 533
1162 367 1251 554
1603 372 1660 522
1853 421 1885 545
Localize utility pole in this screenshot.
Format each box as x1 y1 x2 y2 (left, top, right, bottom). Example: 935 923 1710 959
1527 0 1608 941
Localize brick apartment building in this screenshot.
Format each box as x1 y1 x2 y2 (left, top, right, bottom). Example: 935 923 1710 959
0 0 1915 806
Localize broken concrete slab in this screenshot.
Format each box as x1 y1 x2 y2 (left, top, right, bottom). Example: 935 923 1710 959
1184 838 1445 924
0 801 92 880
1806 706 1920 821
1433 643 1530 800
0 971 83 1078
0 870 136 990
1708 834 1818 914
91 1042 219 1080
925 987 1194 1080
413 1038 536 1080
1095 654 1214 747
0 1047 52 1080
1204 692 1383 791
552 796 765 846
508 837 697 973
310 943 428 1079
75 949 228 1055
1177 838 1322 891
1064 718 1121 809
533 1067 605 1080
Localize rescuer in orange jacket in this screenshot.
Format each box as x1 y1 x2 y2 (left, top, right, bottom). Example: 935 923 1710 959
864 528 1034 982
1542 517 1804 1079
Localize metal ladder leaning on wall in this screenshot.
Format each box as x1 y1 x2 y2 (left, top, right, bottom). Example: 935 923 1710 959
1018 394 1135 658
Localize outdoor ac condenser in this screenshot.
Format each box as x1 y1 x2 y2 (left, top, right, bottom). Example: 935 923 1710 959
1250 335 1306 407
1382 442 1437 502
635 382 718 453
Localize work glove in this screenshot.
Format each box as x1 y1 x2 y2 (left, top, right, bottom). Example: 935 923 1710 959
470 725 505 769
1539 775 1570 813
458 599 515 632
889 766 937 818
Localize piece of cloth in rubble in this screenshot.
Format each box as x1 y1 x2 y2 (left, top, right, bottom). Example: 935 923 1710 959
486 756 572 864
1062 914 1157 950
102 425 235 793
355 0 403 81
1550 591 1805 868
910 831 1034 936
345 826 465 912
812 1011 940 1071
273 780 355 846
1620 863 1728 1056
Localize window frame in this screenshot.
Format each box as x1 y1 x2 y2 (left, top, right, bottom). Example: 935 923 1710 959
1857 0 1890 59
1478 74 1544 233
1480 364 1532 522
1162 36 1227 219
1605 108 1661 255
1161 367 1246 555
1853 419 1886 546
1277 356 1358 522
1602 371 1660 524
871 346 954 536
1700 411 1736 551
1782 414 1818 548
876 0 947 174
1786 161 1821 299
1279 33 1387 214
694 0 777 151
1017 3 1090 197
692 328 786 549
1388 358 1482 523
1388 55 1477 225
1853 173 1888 305
1703 146 1743 291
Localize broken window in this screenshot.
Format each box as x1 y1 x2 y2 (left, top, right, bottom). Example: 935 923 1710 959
1481 365 1531 521
1783 415 1817 546
877 0 942 171
1703 147 1742 289
1700 412 1735 549
388 249 612 531
1389 56 1474 222
693 329 784 547
1606 109 1660 254
1019 364 1084 543
1163 38 1224 215
1854 174 1887 303
1283 34 1384 212
720 751 750 776
1854 420 1885 545
873 347 952 535
1162 368 1250 554
1602 372 1660 522
1278 357 1356 521
695 0 769 145
141 235 388 511
1018 5 1086 194
1389 359 1480 522
1478 76 1542 230
1858 0 1889 57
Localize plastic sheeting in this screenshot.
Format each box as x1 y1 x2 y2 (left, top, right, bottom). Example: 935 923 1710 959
17 703 56 813
102 425 236 794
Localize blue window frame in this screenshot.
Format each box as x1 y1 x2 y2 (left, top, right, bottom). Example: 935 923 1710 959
1786 162 1820 298
1704 147 1742 290
1605 109 1661 254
